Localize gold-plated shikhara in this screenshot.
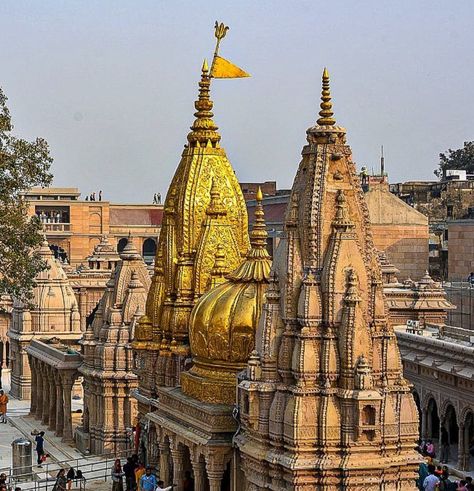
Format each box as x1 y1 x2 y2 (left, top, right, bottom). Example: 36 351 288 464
132 20 250 392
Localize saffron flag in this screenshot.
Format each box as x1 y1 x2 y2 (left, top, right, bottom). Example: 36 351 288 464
211 55 250 78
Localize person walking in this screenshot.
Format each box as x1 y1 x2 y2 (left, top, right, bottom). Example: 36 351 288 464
0 390 8 423
468 272 474 286
423 464 440 490
123 457 137 491
52 469 67 491
111 459 124 491
139 468 157 491
134 462 145 490
66 467 75 490
34 431 45 466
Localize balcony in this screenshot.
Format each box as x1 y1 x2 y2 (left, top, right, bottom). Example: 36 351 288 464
43 222 72 234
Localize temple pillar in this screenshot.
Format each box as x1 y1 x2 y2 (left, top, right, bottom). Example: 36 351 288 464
159 442 171 485
458 423 467 471
47 368 57 431
171 446 185 491
192 459 207 491
29 357 37 416
208 472 224 491
41 365 50 425
421 408 428 440
35 362 44 420
83 386 90 433
61 373 75 443
78 288 87 332
206 458 225 491
55 372 64 437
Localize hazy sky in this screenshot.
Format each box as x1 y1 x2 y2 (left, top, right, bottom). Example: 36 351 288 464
1 1 473 203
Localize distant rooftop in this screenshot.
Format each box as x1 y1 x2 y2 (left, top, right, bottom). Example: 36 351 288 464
25 187 81 200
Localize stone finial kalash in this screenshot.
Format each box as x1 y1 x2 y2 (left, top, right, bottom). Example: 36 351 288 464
235 69 420 490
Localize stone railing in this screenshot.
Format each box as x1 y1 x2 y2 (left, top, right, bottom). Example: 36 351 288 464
43 222 71 233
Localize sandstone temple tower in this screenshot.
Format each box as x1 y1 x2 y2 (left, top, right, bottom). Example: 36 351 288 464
9 238 81 399
133 55 250 417
235 70 420 490
78 236 151 454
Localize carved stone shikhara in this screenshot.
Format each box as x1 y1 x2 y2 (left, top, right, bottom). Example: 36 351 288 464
235 70 420 490
79 236 150 454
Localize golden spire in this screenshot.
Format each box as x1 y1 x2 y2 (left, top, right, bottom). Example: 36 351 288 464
187 59 221 147
317 67 336 126
249 187 268 252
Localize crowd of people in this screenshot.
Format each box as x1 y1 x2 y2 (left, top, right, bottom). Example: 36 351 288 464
85 190 103 201
416 439 474 490
419 463 473 490
111 455 179 491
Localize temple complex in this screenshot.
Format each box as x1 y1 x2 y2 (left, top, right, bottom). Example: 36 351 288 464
235 70 420 489
76 236 150 454
9 239 82 399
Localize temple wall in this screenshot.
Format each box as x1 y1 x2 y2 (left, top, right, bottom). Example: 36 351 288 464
365 185 429 280
447 220 474 282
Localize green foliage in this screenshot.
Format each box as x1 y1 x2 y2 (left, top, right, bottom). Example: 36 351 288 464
435 141 474 178
0 87 53 302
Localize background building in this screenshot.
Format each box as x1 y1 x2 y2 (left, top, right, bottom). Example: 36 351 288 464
246 179 429 280
446 219 474 281
25 187 162 266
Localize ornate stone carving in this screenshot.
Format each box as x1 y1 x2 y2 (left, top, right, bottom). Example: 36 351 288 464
236 69 420 489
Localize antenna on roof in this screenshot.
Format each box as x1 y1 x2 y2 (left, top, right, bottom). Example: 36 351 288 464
381 145 385 176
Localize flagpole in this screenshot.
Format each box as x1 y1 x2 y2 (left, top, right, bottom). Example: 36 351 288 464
210 21 229 78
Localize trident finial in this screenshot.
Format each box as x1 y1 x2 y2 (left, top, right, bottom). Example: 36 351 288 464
317 67 336 126
214 21 229 41
211 21 230 76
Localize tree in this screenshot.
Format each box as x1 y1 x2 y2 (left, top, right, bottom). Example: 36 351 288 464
0 87 53 302
435 141 474 178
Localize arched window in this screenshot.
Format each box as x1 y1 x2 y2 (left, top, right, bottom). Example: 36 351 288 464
117 238 128 254
362 405 376 426
142 238 157 264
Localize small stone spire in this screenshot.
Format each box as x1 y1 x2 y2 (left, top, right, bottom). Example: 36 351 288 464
316 67 336 126
187 59 221 147
249 187 268 251
333 190 354 230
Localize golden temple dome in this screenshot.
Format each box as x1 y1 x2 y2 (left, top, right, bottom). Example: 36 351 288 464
182 189 271 404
